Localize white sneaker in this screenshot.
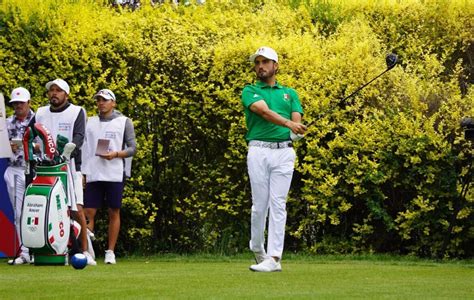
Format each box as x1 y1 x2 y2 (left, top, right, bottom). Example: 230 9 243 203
83 251 97 266
104 250 116 264
254 251 267 264
249 257 282 272
7 255 30 265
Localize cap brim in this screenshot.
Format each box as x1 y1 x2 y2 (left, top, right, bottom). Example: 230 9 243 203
9 99 28 103
93 95 114 101
45 82 55 90
46 80 69 94
249 53 277 63
46 83 64 91
249 54 259 62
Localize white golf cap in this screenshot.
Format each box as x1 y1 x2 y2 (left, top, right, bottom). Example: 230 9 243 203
45 78 70 94
10 87 30 103
249 46 278 63
93 89 116 101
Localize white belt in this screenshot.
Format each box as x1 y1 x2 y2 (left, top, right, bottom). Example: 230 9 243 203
249 140 293 149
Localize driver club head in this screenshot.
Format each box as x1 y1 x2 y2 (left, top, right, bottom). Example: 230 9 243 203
385 53 398 69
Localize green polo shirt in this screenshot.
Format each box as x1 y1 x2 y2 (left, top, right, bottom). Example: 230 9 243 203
241 80 304 142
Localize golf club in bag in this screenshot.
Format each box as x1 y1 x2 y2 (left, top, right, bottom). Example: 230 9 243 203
20 123 75 265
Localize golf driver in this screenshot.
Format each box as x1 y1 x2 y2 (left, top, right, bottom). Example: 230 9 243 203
292 54 398 141
338 53 398 106
299 53 399 140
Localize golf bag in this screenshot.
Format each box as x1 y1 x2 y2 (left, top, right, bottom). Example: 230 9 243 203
20 123 72 265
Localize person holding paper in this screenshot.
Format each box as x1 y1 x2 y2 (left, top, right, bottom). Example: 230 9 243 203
82 89 136 264
4 87 35 265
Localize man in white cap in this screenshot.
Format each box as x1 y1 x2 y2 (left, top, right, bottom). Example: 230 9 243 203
30 78 96 265
241 46 307 272
5 87 35 265
82 89 136 264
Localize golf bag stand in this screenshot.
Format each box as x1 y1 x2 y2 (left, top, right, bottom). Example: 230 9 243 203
20 123 71 265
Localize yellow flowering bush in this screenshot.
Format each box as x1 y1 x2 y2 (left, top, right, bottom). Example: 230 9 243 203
1 0 473 257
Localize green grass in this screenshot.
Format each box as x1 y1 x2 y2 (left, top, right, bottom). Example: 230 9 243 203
1 254 473 299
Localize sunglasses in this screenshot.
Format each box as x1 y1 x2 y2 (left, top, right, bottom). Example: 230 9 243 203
95 89 115 101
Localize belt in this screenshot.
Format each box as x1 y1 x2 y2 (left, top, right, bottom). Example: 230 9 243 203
249 140 293 149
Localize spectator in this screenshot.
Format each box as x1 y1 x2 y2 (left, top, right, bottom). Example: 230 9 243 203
112 0 141 10
151 0 205 6
5 87 35 265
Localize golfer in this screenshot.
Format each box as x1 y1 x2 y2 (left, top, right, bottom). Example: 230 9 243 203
82 89 136 265
241 46 307 272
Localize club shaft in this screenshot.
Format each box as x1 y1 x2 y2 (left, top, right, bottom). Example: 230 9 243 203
339 67 391 103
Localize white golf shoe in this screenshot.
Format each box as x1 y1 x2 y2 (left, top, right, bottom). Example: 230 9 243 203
104 250 116 264
83 251 97 266
249 257 282 272
7 255 30 265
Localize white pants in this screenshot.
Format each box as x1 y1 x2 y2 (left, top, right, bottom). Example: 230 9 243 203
247 146 295 259
3 166 29 257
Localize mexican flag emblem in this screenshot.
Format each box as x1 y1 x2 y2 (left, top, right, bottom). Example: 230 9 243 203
27 217 39 225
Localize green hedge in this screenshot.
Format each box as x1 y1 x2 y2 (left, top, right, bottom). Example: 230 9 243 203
1 0 473 258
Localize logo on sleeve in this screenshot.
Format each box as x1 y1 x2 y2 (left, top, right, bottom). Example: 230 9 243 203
283 94 290 101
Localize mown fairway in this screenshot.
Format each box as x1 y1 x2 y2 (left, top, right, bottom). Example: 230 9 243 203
1 255 473 299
